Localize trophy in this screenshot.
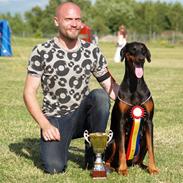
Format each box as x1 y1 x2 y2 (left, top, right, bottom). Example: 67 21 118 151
84 130 113 179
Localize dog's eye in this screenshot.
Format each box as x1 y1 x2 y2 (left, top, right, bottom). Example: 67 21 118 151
132 47 136 52
142 49 146 55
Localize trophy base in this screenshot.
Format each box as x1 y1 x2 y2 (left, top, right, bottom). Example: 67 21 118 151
91 170 107 179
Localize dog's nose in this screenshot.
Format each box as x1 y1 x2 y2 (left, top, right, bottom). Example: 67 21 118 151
136 55 145 62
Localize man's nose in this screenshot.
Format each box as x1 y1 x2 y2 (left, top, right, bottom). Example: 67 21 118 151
71 19 77 26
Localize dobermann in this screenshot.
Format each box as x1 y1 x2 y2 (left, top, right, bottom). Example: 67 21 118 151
105 42 159 175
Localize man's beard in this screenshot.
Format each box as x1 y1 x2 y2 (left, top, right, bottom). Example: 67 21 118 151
60 29 80 41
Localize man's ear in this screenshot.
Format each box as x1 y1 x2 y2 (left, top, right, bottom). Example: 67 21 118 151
54 17 59 27
120 44 127 62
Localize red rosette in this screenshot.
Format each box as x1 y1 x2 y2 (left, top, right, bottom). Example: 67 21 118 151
131 106 144 119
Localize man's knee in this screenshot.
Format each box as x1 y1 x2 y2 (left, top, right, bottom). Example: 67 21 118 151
43 160 66 174
89 89 110 130
90 89 110 108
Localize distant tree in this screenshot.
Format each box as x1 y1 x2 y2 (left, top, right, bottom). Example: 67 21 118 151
154 2 172 31
169 2 183 32
93 0 136 34
25 6 44 37
24 0 61 36
134 2 158 35
1 0 183 37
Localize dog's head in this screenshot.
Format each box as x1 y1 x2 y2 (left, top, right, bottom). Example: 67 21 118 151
120 42 151 78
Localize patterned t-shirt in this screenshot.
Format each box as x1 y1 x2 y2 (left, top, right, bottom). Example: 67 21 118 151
27 37 108 117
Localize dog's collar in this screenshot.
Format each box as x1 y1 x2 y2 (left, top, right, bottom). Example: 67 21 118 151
117 94 152 106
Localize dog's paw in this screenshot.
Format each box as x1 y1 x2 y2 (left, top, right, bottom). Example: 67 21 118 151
105 163 115 174
148 166 159 175
118 168 128 176
139 163 148 170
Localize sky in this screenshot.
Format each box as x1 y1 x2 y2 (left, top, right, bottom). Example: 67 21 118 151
0 0 183 16
0 0 49 15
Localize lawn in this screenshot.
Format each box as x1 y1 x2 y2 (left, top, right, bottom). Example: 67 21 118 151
0 37 183 183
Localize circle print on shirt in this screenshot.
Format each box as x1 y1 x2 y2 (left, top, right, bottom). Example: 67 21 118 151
69 76 82 89
39 50 53 62
56 88 71 104
67 50 81 61
53 60 69 76
82 59 92 75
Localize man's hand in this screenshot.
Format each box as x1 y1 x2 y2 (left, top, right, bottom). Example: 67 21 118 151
23 74 61 142
42 123 61 141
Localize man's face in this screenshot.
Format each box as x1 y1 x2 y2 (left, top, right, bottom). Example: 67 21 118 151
54 5 82 40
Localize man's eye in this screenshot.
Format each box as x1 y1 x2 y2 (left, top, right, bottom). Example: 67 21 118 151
65 18 81 22
65 18 72 21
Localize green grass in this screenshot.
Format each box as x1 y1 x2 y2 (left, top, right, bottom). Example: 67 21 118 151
0 37 183 183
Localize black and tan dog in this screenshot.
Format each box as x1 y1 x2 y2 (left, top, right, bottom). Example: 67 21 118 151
105 42 159 175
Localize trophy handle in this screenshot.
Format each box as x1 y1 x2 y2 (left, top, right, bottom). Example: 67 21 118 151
84 130 91 145
107 130 113 145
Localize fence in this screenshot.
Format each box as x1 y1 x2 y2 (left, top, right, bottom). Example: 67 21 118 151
99 31 183 45
11 31 183 46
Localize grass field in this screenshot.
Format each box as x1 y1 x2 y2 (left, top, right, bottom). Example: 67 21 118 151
0 37 183 183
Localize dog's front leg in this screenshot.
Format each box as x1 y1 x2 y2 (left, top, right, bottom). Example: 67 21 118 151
117 102 130 176
118 116 128 176
145 100 159 174
145 120 159 174
105 140 116 170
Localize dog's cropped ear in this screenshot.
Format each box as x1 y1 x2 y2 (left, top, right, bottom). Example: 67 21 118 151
144 44 151 62
120 44 127 62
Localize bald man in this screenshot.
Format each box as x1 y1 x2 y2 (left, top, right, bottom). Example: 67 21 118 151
23 2 119 174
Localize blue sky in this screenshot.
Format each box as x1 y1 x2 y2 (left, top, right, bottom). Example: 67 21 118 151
0 0 49 15
0 0 183 15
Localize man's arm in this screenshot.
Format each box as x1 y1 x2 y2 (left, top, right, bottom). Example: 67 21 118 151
99 76 119 100
23 74 60 141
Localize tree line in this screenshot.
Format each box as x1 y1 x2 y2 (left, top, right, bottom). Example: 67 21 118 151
0 0 183 38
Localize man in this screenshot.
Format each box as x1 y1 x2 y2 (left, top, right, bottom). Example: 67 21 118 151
23 2 119 174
